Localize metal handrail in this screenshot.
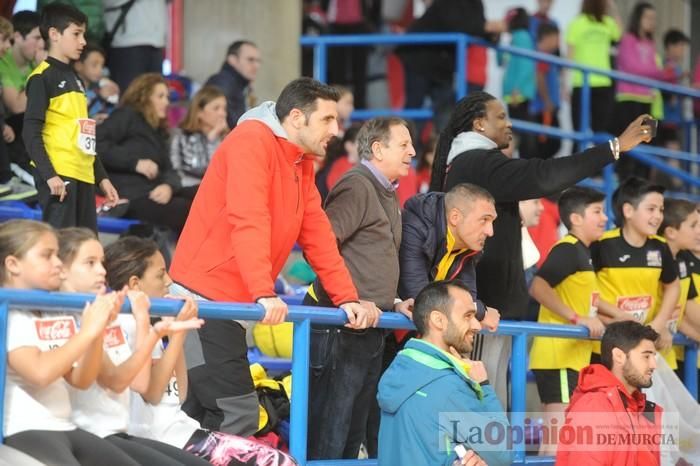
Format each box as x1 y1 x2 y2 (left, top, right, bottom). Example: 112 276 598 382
0 288 696 466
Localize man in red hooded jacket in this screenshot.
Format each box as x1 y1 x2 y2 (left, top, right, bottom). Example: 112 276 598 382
170 77 379 436
556 321 664 465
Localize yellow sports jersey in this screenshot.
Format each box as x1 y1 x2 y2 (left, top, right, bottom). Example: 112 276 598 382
24 57 97 183
674 250 700 368
530 234 599 371
591 229 677 353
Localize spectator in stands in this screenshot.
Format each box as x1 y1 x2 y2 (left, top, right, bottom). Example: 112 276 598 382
528 22 562 160
169 78 373 437
103 236 299 466
24 4 118 231
502 8 535 130
332 85 354 136
302 117 413 459
429 91 653 405
661 29 690 127
323 0 379 110
0 219 142 466
415 133 435 193
0 17 36 201
555 321 662 466
377 279 512 466
325 124 359 191
74 43 119 123
103 0 167 91
38 0 105 44
614 2 671 181
399 183 500 331
592 177 679 358
170 85 228 187
396 0 505 132
97 73 195 233
658 199 700 369
206 40 260 130
520 197 544 282
528 187 607 456
58 228 209 466
0 11 42 119
566 0 622 134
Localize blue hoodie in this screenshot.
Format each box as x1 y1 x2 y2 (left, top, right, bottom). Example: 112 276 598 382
377 339 513 466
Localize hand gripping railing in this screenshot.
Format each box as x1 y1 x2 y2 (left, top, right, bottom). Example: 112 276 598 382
0 288 696 465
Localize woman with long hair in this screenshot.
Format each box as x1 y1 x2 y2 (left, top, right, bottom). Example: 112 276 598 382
97 73 196 233
170 85 229 187
429 91 652 405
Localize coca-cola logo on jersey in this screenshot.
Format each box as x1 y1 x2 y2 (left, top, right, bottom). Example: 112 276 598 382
617 295 652 312
35 318 76 340
103 326 126 348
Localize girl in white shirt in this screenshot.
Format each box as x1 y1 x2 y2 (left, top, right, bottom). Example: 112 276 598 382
0 219 141 466
56 227 208 466
105 236 298 466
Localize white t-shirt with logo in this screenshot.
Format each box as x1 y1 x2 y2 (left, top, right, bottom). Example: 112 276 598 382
4 310 78 436
70 314 134 438
127 336 199 448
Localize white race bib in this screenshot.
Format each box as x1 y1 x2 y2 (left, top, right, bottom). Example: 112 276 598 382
103 324 131 365
617 295 652 323
77 118 96 156
33 315 77 351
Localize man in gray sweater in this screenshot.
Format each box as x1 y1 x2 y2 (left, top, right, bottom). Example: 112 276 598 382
303 117 415 460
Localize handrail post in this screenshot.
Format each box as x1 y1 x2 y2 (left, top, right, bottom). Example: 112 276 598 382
456 34 467 100
683 342 698 400
603 164 615 228
289 318 311 465
510 332 528 463
313 43 328 83
0 300 7 443
580 71 592 151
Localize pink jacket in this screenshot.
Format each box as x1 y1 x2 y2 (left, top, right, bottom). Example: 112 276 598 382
616 32 671 99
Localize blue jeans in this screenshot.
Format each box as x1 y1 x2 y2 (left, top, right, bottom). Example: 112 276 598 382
306 318 385 460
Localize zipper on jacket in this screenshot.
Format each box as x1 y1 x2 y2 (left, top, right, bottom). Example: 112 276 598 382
295 155 303 213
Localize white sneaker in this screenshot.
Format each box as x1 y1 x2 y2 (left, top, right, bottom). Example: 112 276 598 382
0 177 38 201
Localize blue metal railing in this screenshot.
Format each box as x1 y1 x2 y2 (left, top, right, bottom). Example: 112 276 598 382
301 33 700 219
0 289 696 466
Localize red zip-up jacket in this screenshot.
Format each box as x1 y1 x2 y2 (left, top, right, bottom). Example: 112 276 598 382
170 107 358 305
555 364 662 466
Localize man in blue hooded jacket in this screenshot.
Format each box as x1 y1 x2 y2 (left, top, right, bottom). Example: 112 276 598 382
377 280 513 465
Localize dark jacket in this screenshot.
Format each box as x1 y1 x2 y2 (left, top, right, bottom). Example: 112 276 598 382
205 62 249 129
443 143 615 320
397 0 496 82
556 364 662 466
96 106 181 200
400 191 486 319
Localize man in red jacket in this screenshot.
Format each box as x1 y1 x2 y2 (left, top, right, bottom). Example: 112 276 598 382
556 321 664 466
170 77 378 436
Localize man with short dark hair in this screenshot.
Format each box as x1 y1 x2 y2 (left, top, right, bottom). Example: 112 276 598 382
377 280 512 466
170 77 375 436
556 321 663 466
304 116 415 459
206 40 260 129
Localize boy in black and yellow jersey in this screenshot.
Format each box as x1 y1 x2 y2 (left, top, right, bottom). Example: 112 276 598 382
529 187 607 456
591 177 680 357
23 3 117 231
661 199 700 371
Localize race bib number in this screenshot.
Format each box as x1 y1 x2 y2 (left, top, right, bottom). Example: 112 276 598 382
103 324 131 365
617 295 652 323
589 292 600 317
77 118 96 156
163 376 179 405
34 316 77 351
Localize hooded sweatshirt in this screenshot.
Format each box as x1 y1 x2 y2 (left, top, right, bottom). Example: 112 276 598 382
556 364 662 466
442 132 615 319
377 338 513 466
170 101 358 305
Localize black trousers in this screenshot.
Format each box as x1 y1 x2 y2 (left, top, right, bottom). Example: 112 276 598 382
34 172 98 232
107 45 164 92
5 429 140 466
571 86 614 134
106 433 211 466
612 100 652 181
126 185 197 233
